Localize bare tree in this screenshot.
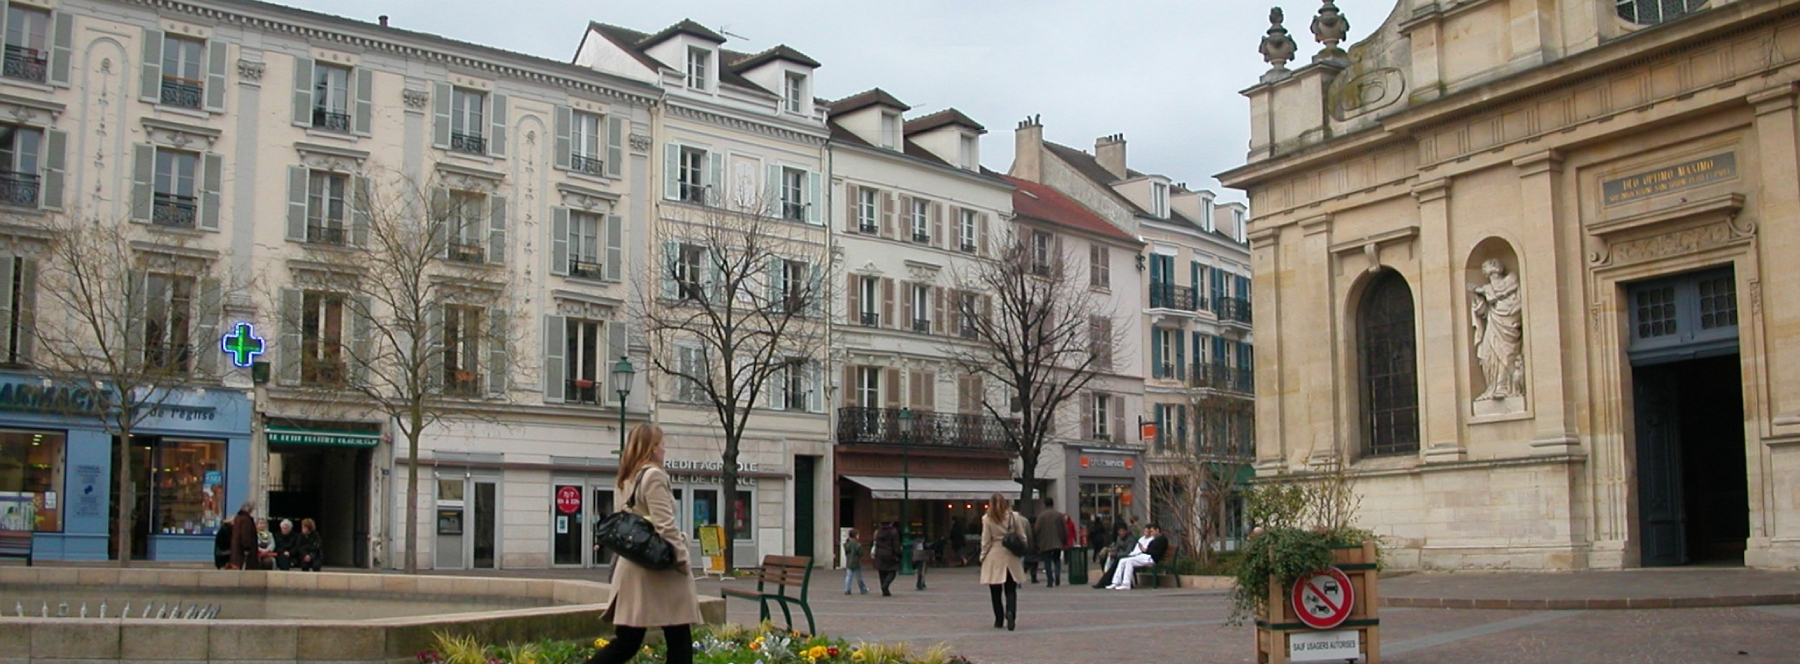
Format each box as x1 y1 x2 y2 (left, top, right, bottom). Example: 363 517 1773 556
947 235 1124 510
264 167 524 574
631 197 829 572
24 213 245 566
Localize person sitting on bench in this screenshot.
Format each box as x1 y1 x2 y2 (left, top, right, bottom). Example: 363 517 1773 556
1091 525 1135 589
1105 523 1168 590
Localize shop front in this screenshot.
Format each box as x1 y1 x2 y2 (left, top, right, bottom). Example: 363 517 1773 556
265 420 379 567
0 372 252 562
835 445 1015 567
1065 448 1145 534
544 457 777 570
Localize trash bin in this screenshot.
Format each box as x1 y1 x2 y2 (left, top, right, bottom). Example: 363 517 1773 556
1067 548 1087 585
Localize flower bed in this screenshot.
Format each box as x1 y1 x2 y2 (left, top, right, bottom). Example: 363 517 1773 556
419 622 976 664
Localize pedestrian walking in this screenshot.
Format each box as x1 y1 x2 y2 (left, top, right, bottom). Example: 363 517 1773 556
842 530 869 595
587 424 702 664
1032 498 1068 587
227 501 256 570
979 492 1028 631
873 521 901 596
913 536 930 590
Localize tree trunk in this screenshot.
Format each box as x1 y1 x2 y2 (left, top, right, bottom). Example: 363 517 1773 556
114 429 133 568
721 440 739 574
403 416 421 574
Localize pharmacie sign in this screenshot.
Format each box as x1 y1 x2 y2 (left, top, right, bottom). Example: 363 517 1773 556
0 381 100 413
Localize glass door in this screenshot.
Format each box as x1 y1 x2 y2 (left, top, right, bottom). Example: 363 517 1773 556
552 483 584 566
472 481 496 568
591 487 614 566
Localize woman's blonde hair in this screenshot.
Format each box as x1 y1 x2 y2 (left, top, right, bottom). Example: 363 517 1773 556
616 423 664 490
986 492 1011 525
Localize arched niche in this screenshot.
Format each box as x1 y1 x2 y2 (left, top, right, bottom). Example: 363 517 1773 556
1465 237 1526 417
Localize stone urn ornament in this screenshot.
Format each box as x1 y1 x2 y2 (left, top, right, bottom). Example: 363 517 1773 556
1311 0 1350 62
1259 7 1299 77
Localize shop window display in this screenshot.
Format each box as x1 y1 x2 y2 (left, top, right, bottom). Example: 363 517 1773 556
0 430 65 531
152 439 225 535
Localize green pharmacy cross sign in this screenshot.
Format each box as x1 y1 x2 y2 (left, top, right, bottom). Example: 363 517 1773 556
220 322 265 368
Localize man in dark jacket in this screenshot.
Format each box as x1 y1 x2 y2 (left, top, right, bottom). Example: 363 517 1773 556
1104 523 1169 590
872 522 901 596
227 501 258 570
1031 498 1068 587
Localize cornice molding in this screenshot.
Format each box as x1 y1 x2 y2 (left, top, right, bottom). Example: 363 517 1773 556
668 103 827 146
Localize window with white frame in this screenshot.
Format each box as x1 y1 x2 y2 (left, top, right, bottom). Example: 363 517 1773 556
776 358 811 411
676 343 709 403
1031 230 1053 275
856 188 878 233
159 35 205 108
1151 182 1170 218
1092 392 1111 439
3 5 50 83
301 290 345 386
449 88 487 154
442 304 483 396
0 124 42 208
143 272 195 373
880 112 900 149
911 284 930 333
686 47 710 89
675 242 706 302
910 199 930 244
856 366 880 407
152 148 199 229
312 64 352 132
564 318 602 404
570 111 605 175
779 259 808 314
959 134 977 170
1154 327 1175 378
568 211 604 278
678 146 708 203
958 292 979 338
959 209 977 253
784 72 805 113
1089 243 1110 288
858 276 879 326
305 171 348 246
446 190 486 263
780 167 806 221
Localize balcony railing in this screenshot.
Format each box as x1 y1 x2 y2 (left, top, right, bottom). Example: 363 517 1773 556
152 193 197 228
570 153 605 176
566 379 599 404
0 171 40 207
445 369 481 396
3 45 46 82
960 324 978 340
858 221 879 235
911 318 931 333
307 223 346 246
782 392 808 411
1218 297 1253 325
835 406 1017 451
144 342 192 373
1189 362 1254 394
568 258 604 279
961 241 977 253
1149 283 1201 311
859 312 880 328
160 77 203 109
782 202 806 221
447 241 486 264
312 108 352 132
450 131 486 154
912 231 931 244
302 358 346 386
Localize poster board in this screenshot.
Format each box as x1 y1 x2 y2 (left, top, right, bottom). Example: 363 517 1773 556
698 524 725 577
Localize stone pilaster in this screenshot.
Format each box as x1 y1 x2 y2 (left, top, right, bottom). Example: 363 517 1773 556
1514 151 1580 451
1249 225 1285 469
1300 214 1336 466
1412 178 1465 462
1748 85 1800 433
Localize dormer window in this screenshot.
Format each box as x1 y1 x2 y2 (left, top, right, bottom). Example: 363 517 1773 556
1616 0 1706 26
785 72 806 113
880 112 901 149
686 46 710 90
1151 182 1170 219
959 134 978 170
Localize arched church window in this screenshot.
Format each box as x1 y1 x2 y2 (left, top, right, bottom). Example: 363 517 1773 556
1617 0 1708 26
1360 270 1419 457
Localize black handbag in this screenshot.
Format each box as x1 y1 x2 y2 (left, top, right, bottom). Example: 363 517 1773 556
1000 515 1029 557
593 468 678 570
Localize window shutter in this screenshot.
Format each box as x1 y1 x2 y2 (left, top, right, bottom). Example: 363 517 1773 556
883 368 900 409
897 195 911 235
880 191 894 238
899 280 913 329
40 129 64 211
605 213 624 281
351 175 371 247
922 372 936 412
430 186 450 258
1112 396 1126 443
806 171 823 225
487 195 507 265
553 106 571 170
881 278 894 329
486 307 508 397
48 11 72 87
809 363 824 413
425 303 444 392
844 184 858 232
199 152 222 231
291 57 315 126
1080 392 1094 440
130 144 153 223
765 256 782 306
349 295 372 386
1174 331 1186 380
978 213 990 255
845 275 860 324
549 207 569 276
932 287 945 335
607 321 629 396
806 263 823 317
13 258 33 361
908 370 922 409
932 203 944 248
139 29 164 103
841 365 856 407
431 82 452 149
194 277 221 376
946 288 961 335
765 164 782 217
663 143 680 200
203 39 228 112
488 93 508 157
0 257 15 357
277 288 302 386
660 241 678 300
704 150 723 205
543 314 566 402
352 67 374 135
1150 329 1163 379
606 115 625 178
286 166 309 242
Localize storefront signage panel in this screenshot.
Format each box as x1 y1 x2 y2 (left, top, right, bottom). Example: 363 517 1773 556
267 427 379 447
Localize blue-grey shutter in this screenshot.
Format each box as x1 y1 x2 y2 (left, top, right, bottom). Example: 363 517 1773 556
549 207 569 276
543 314 565 402
487 195 506 265
662 143 680 200
199 152 222 231
1173 330 1185 380
765 256 781 305
126 271 147 365
486 307 508 397
277 287 302 386
431 82 452 149
0 257 16 355
806 263 823 317
805 171 823 225
605 213 623 282
291 57 314 126
426 303 444 392
704 149 722 205
203 39 227 112
607 322 628 396
809 363 824 412
605 116 624 178
130 144 154 224
352 67 373 135
1150 329 1163 378
351 175 371 247
487 93 507 157
764 164 781 217
430 187 449 258
139 29 164 103
660 241 678 300
40 129 64 211
553 106 571 171
286 166 309 242
195 277 221 376
350 294 373 386
47 11 72 87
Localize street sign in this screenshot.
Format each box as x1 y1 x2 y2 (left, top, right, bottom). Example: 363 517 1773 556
1288 629 1360 661
1290 566 1355 629
555 485 582 514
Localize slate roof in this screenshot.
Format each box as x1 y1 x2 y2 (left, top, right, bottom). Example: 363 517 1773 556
733 44 822 70
637 19 726 48
1043 140 1148 216
904 108 986 134
827 88 911 114
1003 175 1138 244
589 20 811 95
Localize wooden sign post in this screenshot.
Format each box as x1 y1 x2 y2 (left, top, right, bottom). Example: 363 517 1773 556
1255 541 1381 663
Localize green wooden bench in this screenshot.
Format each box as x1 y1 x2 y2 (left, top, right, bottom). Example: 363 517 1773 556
1140 555 1177 589
0 530 32 565
719 555 815 634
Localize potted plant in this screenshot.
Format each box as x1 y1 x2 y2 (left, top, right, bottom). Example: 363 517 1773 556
1226 461 1380 626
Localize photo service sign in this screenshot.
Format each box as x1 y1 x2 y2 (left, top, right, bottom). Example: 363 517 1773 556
1291 567 1355 629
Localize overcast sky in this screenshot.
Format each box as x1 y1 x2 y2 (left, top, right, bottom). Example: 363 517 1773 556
280 0 1400 205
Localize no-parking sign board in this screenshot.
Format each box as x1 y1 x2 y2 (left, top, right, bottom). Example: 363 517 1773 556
1290 567 1355 630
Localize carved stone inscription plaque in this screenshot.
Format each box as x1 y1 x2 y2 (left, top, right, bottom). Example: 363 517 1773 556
1602 152 1736 206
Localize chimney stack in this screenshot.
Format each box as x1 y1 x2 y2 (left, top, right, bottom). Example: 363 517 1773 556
1095 134 1127 180
379 15 389 27
1011 115 1045 182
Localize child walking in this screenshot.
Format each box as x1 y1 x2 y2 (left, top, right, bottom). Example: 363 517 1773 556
842 530 869 595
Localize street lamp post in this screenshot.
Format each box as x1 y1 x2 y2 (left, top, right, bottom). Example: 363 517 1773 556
611 356 636 455
897 407 914 575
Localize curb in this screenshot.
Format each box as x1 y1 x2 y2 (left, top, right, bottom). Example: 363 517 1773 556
1381 593 1800 610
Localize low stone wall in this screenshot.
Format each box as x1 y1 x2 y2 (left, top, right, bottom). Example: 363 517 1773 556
0 567 726 663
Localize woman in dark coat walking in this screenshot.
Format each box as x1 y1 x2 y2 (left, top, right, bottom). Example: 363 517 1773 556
873 522 902 596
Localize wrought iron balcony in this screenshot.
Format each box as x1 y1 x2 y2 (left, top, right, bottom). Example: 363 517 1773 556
312 108 352 132
570 153 605 176
836 406 1016 451
160 77 203 109
1189 362 1254 394
307 223 346 246
447 241 486 264
960 241 977 253
911 318 931 333
0 171 40 207
858 221 879 235
859 312 880 328
302 358 346 386
566 379 599 404
152 193 197 228
1149 283 1200 311
782 392 808 411
1218 297 1253 325
782 202 806 221
144 342 192 373
450 131 486 154
1152 363 1178 380
3 45 45 82
679 182 708 204
912 231 931 244
567 258 604 279
960 324 978 340
445 369 481 396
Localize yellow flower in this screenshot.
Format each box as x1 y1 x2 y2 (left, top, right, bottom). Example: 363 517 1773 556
852 651 866 661
593 638 609 649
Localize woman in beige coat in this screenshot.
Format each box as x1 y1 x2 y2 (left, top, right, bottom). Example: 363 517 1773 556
589 424 702 664
979 492 1028 631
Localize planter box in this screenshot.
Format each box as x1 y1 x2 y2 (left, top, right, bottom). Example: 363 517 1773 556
1176 574 1236 590
1253 541 1381 664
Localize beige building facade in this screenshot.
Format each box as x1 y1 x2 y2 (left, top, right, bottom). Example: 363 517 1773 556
1221 0 1800 569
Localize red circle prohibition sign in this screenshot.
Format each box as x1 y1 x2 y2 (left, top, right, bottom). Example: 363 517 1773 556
1290 567 1355 629
555 486 582 514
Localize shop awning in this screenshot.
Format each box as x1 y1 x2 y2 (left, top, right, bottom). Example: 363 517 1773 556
844 476 1022 501
266 426 380 448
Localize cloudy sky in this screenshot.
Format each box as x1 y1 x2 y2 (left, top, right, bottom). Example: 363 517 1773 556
280 0 1400 204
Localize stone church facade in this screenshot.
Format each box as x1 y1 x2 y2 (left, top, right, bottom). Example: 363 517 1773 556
1220 0 1800 569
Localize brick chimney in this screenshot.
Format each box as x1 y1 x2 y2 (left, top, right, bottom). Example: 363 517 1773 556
1095 134 1127 180
1010 115 1044 181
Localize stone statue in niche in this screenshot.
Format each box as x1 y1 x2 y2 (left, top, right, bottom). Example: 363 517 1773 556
1469 258 1525 414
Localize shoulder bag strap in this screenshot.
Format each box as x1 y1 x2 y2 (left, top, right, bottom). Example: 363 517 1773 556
624 467 651 509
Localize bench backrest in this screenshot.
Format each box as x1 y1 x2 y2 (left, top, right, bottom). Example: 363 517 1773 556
0 530 31 553
756 555 812 595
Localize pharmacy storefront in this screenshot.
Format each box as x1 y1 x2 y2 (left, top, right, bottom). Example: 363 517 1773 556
0 372 252 562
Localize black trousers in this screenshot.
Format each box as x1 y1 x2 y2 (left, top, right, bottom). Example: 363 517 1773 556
585 624 693 664
878 569 897 594
988 574 1018 623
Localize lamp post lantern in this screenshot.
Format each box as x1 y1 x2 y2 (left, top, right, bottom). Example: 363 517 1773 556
611 356 635 454
897 407 914 575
